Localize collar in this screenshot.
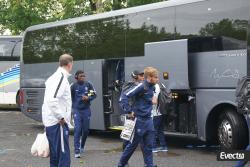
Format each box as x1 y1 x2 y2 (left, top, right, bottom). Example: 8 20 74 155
144 80 153 87
57 67 71 78
77 81 86 85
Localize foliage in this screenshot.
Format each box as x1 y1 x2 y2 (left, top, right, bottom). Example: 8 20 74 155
199 19 247 41
127 0 162 7
0 0 165 35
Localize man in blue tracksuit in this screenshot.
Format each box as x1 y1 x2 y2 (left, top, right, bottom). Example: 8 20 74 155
118 67 159 167
235 113 250 167
71 70 96 158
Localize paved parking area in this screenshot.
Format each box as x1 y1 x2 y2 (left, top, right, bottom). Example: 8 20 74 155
0 111 238 167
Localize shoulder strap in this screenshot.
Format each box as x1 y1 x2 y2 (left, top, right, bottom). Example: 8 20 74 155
54 73 64 98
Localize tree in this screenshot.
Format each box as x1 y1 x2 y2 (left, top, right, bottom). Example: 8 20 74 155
0 0 63 34
0 0 111 34
199 19 247 41
127 0 162 7
0 0 165 35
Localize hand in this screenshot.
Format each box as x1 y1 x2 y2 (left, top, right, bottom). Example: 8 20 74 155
127 112 135 119
82 96 89 101
152 96 157 105
59 118 65 125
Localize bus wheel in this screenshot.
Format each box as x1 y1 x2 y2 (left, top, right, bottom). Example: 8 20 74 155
217 109 248 149
16 91 20 110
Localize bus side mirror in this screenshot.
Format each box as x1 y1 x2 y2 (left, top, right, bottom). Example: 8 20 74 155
163 72 169 80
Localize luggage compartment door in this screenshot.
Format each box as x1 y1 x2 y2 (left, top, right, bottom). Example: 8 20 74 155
83 60 105 130
248 20 250 76
145 39 189 90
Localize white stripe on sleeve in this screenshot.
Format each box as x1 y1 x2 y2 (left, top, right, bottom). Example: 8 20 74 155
125 83 143 96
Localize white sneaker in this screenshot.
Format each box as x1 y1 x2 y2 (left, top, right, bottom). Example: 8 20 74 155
159 146 168 152
152 148 159 153
75 153 80 158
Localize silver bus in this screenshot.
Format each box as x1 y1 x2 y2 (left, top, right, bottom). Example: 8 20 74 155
0 36 22 107
20 0 250 149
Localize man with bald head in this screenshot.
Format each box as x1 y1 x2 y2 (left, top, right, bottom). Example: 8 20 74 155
42 54 73 167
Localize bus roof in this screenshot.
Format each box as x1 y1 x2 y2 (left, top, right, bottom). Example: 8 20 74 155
25 0 205 32
0 36 22 39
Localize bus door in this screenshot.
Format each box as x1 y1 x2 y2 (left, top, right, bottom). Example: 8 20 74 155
102 59 125 129
83 60 106 130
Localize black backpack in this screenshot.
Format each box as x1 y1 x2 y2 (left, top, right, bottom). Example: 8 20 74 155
235 76 250 114
119 81 137 108
119 81 148 111
157 83 172 115
121 81 136 93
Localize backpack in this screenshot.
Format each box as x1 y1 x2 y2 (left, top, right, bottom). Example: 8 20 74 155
235 76 250 114
157 83 172 115
121 81 136 93
119 81 148 111
120 81 137 108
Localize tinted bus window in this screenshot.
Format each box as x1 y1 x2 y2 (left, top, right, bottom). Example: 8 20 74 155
176 0 249 53
125 7 175 57
23 28 57 63
23 6 175 64
0 38 21 61
54 24 83 61
86 17 126 60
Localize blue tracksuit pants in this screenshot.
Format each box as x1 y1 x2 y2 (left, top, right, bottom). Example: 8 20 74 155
235 114 250 167
73 108 91 154
235 145 250 167
118 117 154 167
46 123 70 167
153 115 167 148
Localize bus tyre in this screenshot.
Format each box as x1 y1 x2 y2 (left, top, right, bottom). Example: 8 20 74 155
217 109 248 149
16 91 21 110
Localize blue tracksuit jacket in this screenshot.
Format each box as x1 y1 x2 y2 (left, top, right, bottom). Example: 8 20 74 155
71 81 96 109
119 80 155 118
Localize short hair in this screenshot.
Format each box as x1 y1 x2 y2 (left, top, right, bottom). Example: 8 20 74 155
75 70 85 79
59 54 73 67
144 67 158 78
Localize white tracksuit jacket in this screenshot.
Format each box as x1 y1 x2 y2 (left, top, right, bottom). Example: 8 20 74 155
42 67 72 127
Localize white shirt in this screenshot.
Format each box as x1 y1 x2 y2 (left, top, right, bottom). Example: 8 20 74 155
152 83 161 117
42 67 72 127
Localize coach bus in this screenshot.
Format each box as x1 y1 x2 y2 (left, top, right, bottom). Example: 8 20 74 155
0 36 22 107
20 0 250 149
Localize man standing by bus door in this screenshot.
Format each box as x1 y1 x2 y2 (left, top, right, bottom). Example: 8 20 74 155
118 67 159 167
122 70 145 151
42 54 73 167
235 114 250 167
71 70 96 158
152 83 168 153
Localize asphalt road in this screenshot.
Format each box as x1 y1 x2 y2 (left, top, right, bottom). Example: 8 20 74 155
0 111 243 167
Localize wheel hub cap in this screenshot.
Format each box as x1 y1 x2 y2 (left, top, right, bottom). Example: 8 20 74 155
218 120 233 148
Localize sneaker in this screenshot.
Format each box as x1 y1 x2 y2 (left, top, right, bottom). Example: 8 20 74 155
152 148 159 153
75 153 81 158
80 148 84 154
159 146 168 152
